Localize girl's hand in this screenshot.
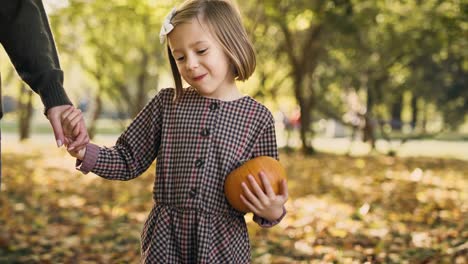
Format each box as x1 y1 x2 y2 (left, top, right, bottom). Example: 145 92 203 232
240 171 288 221
68 147 86 160
61 107 82 139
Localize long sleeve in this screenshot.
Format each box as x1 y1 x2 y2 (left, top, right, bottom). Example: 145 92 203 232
251 113 287 227
251 113 279 160
77 91 165 181
0 0 71 116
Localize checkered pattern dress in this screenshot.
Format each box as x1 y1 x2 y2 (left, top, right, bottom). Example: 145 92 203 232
78 87 285 263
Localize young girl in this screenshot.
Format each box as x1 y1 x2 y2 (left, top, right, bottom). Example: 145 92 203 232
63 0 288 262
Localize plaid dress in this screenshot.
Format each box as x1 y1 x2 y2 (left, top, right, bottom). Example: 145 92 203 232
78 87 285 263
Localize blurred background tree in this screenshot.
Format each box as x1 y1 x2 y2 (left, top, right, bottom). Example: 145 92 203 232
0 0 466 151
238 0 467 154
49 0 174 138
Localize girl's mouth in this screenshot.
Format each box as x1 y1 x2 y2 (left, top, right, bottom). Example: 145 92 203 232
193 73 207 81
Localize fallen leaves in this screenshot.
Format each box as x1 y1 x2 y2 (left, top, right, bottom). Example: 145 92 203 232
0 146 467 263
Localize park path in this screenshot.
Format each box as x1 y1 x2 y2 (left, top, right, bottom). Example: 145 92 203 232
2 132 467 160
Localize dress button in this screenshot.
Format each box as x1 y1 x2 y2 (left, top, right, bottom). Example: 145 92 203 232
209 102 219 111
189 188 197 198
195 158 205 168
200 128 210 137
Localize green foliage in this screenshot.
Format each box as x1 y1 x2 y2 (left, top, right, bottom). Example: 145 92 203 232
40 0 466 139
50 0 175 117
239 0 467 134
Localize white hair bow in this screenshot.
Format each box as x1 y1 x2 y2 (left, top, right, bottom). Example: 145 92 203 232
159 7 177 44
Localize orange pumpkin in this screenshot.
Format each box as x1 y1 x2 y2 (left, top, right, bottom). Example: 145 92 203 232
224 156 287 213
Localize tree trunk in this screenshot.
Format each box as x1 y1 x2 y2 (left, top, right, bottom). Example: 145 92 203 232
276 15 322 155
302 76 317 155
134 51 149 117
410 94 418 131
293 74 315 155
421 101 428 133
88 94 102 140
299 100 314 155
391 92 403 131
363 86 376 149
18 84 34 141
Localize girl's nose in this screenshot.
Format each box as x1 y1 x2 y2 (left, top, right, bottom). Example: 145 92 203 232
185 55 199 70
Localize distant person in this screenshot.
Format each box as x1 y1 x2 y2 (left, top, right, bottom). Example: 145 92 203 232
63 0 288 262
289 108 301 130
0 0 89 189
279 110 293 148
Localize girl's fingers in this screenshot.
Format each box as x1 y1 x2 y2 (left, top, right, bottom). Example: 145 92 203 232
67 121 82 146
72 121 81 137
259 171 275 198
247 174 268 203
62 109 86 150
240 194 258 214
64 109 82 134
60 106 75 121
71 147 87 160
63 136 72 146
67 111 83 130
241 181 263 209
63 109 81 133
68 121 89 150
64 109 81 124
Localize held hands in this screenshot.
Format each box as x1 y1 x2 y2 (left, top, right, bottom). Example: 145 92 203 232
240 172 288 222
47 105 89 149
59 107 88 160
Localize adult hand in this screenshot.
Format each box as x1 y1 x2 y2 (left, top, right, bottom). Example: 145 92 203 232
47 105 89 150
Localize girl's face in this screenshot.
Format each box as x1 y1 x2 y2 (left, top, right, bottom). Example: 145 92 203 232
168 18 238 100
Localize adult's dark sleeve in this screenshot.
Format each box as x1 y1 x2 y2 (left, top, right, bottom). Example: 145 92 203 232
0 0 72 114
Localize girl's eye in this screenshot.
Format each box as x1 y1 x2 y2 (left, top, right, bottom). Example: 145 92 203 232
197 49 208 54
176 56 184 61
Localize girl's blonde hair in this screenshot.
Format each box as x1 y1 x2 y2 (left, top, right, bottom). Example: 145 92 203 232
167 0 256 101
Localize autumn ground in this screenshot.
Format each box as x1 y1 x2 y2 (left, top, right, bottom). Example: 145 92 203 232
0 137 467 263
